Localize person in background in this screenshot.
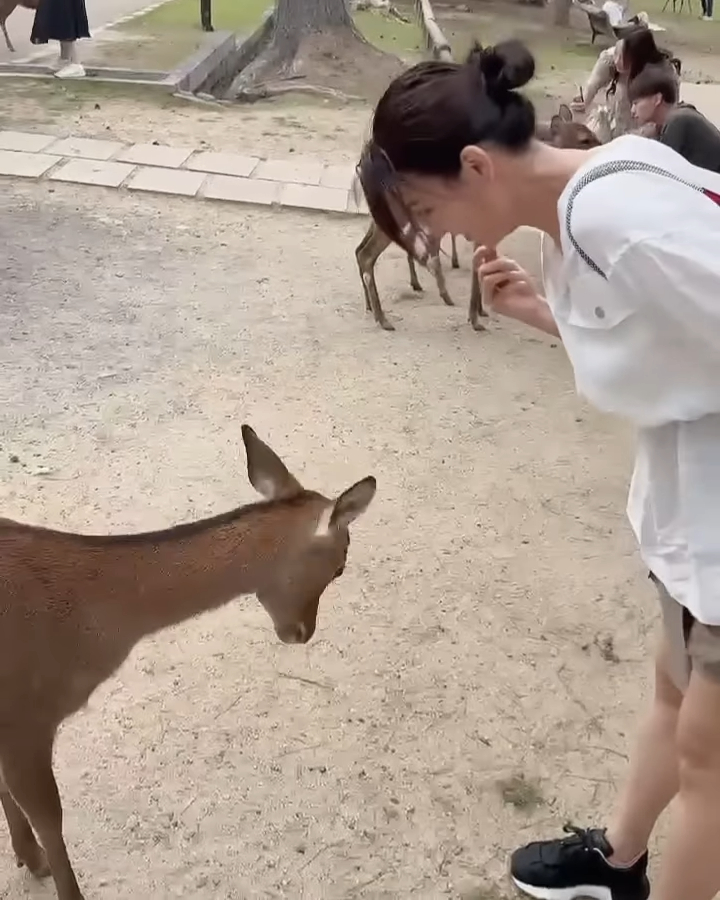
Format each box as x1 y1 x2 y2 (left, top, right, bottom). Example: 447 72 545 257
701 0 713 21
358 37 720 900
31 0 90 79
571 24 679 140
630 63 720 171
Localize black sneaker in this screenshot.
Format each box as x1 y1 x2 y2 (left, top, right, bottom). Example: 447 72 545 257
510 825 650 900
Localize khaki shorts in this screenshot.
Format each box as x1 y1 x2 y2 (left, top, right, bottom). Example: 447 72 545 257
651 572 720 690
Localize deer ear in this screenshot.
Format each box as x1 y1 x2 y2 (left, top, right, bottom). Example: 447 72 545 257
550 114 562 136
329 476 377 531
242 425 303 501
558 103 573 123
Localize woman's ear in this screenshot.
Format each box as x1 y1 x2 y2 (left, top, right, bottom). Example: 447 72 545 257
460 144 493 182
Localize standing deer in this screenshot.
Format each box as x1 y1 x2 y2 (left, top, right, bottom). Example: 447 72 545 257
1 0 38 52
356 104 601 332
0 425 376 900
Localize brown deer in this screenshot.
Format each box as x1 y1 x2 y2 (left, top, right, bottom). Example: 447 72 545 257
1 0 38 52
356 104 601 332
0 425 376 900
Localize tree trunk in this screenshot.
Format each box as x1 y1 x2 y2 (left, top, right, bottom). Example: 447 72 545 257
552 0 572 25
228 0 365 98
274 0 356 35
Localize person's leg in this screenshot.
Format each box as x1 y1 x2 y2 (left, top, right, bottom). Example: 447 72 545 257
604 639 682 864
510 578 685 900
651 621 720 900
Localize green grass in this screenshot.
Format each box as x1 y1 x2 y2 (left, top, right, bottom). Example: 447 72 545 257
119 0 423 56
118 0 271 34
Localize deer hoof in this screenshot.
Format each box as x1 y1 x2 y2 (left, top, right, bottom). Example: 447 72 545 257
441 295 455 307
469 317 487 332
376 317 396 331
16 845 51 879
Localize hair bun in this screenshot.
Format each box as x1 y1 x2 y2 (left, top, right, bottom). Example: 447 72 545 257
466 39 535 96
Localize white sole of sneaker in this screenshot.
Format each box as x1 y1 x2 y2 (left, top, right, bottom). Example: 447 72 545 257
512 879 612 900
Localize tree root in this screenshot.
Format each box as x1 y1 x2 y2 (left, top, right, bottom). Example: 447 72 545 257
234 79 363 104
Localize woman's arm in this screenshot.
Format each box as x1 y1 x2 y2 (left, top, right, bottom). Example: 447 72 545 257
583 48 615 107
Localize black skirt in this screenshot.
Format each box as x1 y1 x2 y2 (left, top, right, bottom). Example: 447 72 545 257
31 0 91 44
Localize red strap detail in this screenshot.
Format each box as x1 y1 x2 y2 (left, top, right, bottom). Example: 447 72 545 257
703 188 720 206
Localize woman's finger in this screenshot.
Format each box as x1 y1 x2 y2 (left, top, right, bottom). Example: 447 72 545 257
481 271 530 297
472 245 498 268
477 257 522 279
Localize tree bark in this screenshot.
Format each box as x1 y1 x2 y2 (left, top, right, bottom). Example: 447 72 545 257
552 0 572 25
229 0 366 99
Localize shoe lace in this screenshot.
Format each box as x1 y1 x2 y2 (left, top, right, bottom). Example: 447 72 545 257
560 824 597 851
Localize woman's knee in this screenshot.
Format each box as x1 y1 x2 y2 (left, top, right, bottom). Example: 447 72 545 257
676 670 720 785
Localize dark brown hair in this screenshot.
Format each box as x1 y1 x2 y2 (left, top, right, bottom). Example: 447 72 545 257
356 40 537 249
607 26 676 97
628 62 680 105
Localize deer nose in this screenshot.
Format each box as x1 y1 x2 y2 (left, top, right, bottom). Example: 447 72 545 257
277 622 314 644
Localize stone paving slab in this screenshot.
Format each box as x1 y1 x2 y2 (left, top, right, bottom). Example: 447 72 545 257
320 164 357 192
280 182 351 213
117 143 194 169
254 158 325 186
0 130 57 153
185 151 259 178
126 165 208 196
201 174 281 206
0 129 368 218
0 149 61 178
46 137 127 161
49 158 136 188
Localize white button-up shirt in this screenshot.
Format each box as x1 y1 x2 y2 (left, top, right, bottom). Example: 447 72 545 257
541 135 720 625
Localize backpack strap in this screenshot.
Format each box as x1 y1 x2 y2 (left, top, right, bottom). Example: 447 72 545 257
564 159 714 280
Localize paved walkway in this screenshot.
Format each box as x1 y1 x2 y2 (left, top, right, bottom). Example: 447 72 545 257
0 0 169 64
0 130 367 216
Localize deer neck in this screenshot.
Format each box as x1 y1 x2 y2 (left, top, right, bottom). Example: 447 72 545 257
85 498 317 642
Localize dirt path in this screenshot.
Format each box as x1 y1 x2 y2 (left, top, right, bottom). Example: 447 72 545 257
1 181 662 899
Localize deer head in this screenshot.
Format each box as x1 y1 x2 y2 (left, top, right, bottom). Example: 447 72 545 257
241 425 376 644
549 103 601 149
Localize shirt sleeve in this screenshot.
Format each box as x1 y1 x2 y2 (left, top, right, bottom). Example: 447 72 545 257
607 232 720 354
584 49 614 107
657 114 690 156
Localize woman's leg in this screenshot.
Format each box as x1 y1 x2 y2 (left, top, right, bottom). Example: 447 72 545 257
604 639 682 864
510 581 685 900
652 623 720 900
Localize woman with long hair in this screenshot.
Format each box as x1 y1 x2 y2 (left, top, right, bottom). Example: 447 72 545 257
358 38 720 900
573 24 680 140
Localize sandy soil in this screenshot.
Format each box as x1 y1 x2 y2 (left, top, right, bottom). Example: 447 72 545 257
0 84 375 163
1 180 663 899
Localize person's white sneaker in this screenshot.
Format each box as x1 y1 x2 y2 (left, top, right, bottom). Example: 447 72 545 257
54 63 86 79
702 13 713 18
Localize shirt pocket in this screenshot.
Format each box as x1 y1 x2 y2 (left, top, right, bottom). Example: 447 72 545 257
562 271 635 331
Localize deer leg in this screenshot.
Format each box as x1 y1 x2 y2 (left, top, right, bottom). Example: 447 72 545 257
0 737 84 900
356 227 395 331
0 788 50 876
468 269 487 332
1 21 15 52
450 235 459 269
407 253 423 292
427 253 454 307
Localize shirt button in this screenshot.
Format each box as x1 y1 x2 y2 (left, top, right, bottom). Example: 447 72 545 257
594 306 605 319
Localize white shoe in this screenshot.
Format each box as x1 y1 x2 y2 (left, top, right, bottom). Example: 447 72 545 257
55 63 86 79
702 13 713 18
